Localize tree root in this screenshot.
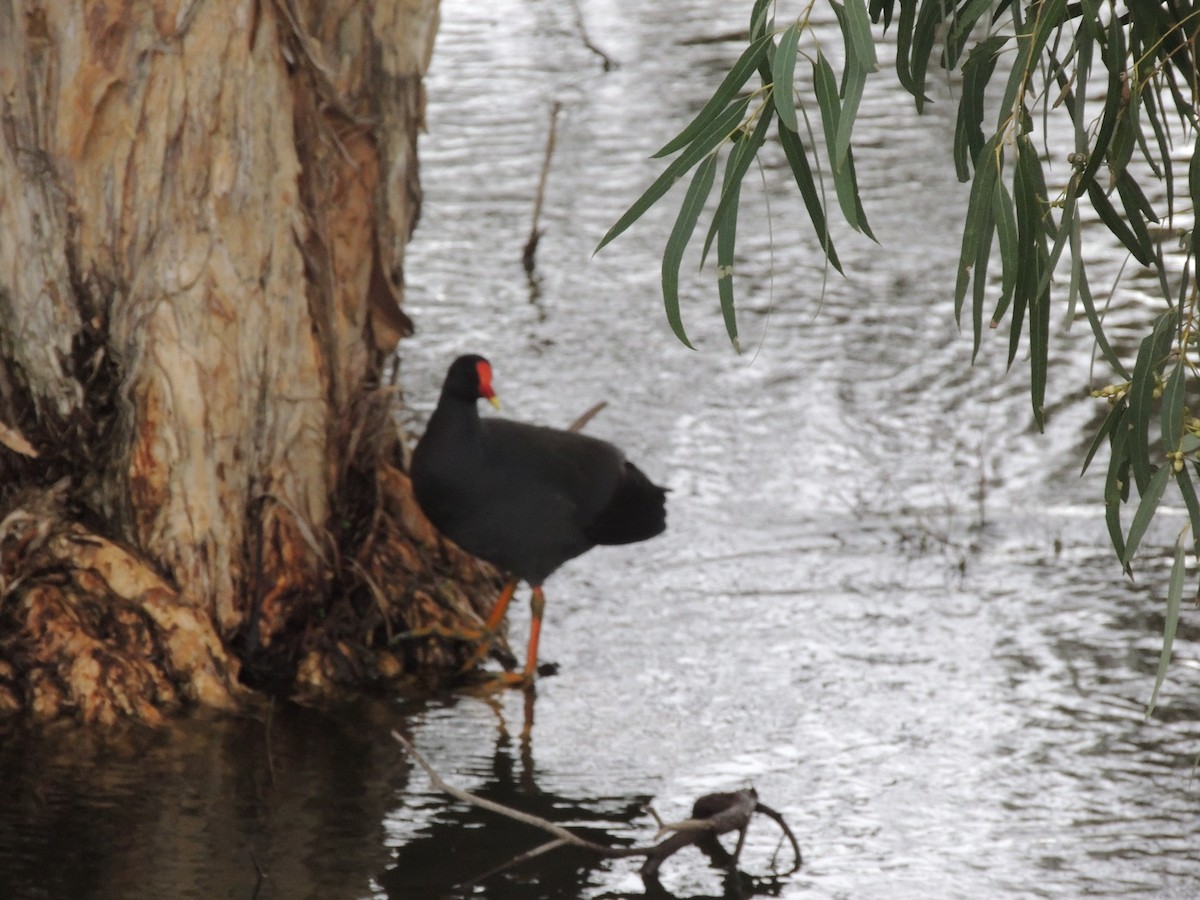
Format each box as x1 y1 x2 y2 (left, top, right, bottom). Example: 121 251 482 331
392 730 802 888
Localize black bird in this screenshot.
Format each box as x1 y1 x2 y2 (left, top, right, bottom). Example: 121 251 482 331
411 354 667 684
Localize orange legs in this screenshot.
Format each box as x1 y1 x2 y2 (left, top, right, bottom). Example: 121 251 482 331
459 579 548 689
522 586 546 681
458 577 518 674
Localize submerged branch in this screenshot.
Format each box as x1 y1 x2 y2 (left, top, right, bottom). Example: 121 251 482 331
391 730 802 885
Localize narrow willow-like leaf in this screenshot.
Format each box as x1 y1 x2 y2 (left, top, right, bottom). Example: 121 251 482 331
652 32 775 160
1146 536 1185 716
991 177 1018 327
1161 361 1186 452
1081 401 1125 475
843 0 879 72
845 148 877 242
1122 464 1170 568
954 36 1008 181
1086 180 1154 267
772 22 801 133
597 96 750 254
1074 222 1130 379
1178 465 1200 555
1127 330 1160 495
1024 0 1068 71
777 120 843 273
1115 174 1159 267
1032 177 1078 304
1108 105 1138 183
997 17 1035 131
749 0 773 38
715 172 741 352
910 0 950 112
835 49 868 172
945 0 994 69
894 0 919 94
1106 418 1131 566
812 54 841 165
660 154 718 349
699 104 774 267
814 53 871 236
1078 10 1126 192
955 133 1001 322
1127 312 1179 492
1013 135 1051 426
970 194 996 363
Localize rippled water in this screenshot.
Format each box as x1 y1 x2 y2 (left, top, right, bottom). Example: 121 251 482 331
3 1 1200 898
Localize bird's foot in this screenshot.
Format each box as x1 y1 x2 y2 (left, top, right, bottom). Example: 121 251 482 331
458 669 534 693
457 632 517 675
457 660 558 692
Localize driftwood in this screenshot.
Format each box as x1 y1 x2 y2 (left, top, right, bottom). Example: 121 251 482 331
391 730 802 888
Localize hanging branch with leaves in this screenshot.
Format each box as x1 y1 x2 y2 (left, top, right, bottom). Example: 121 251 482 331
597 0 1200 710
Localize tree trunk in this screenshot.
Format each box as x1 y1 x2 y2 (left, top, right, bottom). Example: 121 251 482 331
0 0 501 725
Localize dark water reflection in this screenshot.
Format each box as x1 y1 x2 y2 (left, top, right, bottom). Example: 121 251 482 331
4 0 1200 897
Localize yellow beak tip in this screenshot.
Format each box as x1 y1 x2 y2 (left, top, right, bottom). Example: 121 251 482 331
488 395 502 410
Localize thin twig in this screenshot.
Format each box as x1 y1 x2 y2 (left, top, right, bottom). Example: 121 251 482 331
393 730 622 854
523 102 562 275
566 401 607 433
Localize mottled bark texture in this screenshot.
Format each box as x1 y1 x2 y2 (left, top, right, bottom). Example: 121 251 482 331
0 0 502 724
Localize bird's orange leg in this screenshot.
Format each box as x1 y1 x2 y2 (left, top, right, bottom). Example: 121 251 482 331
487 585 545 689
523 586 546 681
458 576 518 674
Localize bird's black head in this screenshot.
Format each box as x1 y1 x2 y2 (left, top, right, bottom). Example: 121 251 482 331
442 354 499 405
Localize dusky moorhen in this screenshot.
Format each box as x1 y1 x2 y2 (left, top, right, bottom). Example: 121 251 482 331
411 354 667 684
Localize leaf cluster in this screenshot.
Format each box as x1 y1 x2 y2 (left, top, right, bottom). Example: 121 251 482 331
598 0 1200 711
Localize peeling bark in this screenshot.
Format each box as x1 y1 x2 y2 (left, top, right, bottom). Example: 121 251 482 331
0 0 498 723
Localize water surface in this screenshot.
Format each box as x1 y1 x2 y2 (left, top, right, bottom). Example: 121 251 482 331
3 1 1199 898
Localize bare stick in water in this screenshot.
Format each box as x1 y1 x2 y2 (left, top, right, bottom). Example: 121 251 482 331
523 102 562 276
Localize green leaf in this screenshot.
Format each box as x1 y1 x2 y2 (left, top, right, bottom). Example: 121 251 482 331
1128 327 1163 493
954 36 1008 181
660 153 718 349
1176 464 1200 555
991 177 1018 327
970 189 996 363
777 120 843 273
894 0 919 95
910 0 950 113
597 96 750 255
812 53 875 239
699 104 774 267
955 133 1002 323
1073 219 1129 379
835 41 868 172
1122 464 1170 568
749 0 773 39
1078 10 1126 192
1145 535 1185 717
843 0 879 72
772 22 801 133
1081 401 1125 475
1161 361 1186 453
1013 134 1051 427
1105 416 1132 567
715 171 741 352
945 0 995 69
652 32 775 159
